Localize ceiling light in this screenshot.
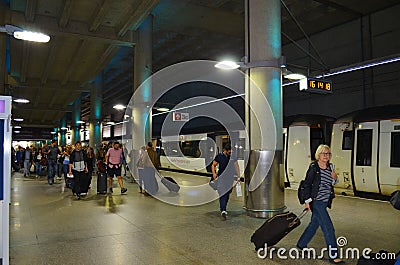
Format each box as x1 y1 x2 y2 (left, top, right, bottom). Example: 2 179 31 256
106 121 115 125
13 118 23 122
14 131 20 133
14 126 21 129
214 61 241 70
0 24 50 43
113 104 126 110
77 120 85 124
284 73 307 80
61 127 68 130
13 31 50 43
156 107 170 112
13 98 30 103
50 131 56 134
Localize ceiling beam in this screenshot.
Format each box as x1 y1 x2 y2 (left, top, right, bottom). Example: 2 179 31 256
11 79 87 92
310 0 362 16
81 44 120 85
89 0 113 32
117 0 160 37
10 11 135 47
62 39 89 85
20 42 30 83
25 0 37 22
41 38 58 84
59 0 74 28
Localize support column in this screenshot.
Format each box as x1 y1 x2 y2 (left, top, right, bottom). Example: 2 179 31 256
71 96 81 144
60 115 67 146
244 0 285 218
0 2 7 95
132 15 153 149
89 76 103 150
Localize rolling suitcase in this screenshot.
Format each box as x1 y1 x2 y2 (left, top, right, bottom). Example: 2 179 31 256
251 210 308 250
161 176 180 192
97 172 107 194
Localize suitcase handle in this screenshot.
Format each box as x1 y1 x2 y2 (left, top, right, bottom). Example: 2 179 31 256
289 209 309 227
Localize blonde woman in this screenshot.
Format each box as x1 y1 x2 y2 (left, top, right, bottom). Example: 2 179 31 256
297 144 344 264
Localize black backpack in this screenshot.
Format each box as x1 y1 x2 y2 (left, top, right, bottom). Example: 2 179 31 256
298 180 307 204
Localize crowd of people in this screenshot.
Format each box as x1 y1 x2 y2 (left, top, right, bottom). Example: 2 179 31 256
11 140 129 199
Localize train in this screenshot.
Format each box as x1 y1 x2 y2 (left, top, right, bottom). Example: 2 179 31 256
156 106 400 199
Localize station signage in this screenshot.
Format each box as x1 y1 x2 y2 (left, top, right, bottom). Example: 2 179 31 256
300 78 332 94
172 112 189 121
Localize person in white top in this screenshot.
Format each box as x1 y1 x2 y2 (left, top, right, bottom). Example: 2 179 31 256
105 142 127 194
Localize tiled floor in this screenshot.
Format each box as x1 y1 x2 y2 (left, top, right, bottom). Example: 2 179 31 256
8 171 400 265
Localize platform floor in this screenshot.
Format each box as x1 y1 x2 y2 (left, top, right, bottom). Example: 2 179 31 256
9 170 400 265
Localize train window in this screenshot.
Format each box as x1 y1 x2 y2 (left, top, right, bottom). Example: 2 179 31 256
356 129 372 166
342 131 353 150
390 132 400 167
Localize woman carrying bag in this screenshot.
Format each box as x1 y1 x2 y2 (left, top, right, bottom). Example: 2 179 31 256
297 144 344 264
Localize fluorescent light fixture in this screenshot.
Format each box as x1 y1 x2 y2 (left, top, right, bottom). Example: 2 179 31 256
215 61 241 70
50 131 56 134
284 73 307 80
0 25 50 43
14 131 20 133
14 126 21 129
152 93 245 117
113 104 126 110
106 121 115 125
283 55 400 87
13 118 23 122
61 127 68 130
13 98 30 103
316 56 400 78
76 120 85 124
156 107 170 112
13 31 50 43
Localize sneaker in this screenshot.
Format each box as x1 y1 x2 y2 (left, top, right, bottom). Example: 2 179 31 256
121 188 127 194
221 211 227 220
109 188 113 194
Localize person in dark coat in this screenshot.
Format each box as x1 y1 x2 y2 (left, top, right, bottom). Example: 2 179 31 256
297 144 343 264
211 144 240 221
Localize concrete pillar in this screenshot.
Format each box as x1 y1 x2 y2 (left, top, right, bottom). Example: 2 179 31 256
89 76 103 150
60 115 67 146
244 0 285 218
71 96 81 144
0 2 7 95
132 15 153 149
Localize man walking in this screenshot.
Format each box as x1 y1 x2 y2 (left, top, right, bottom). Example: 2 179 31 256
45 140 60 185
211 144 240 220
106 141 127 194
22 146 33 177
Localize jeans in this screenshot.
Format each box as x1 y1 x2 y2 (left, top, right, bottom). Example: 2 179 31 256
35 162 42 176
218 188 232 212
48 159 57 181
23 160 31 176
297 200 338 259
63 164 69 180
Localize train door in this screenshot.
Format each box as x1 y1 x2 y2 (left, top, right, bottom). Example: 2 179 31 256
378 120 400 196
353 121 379 193
330 122 354 195
286 125 311 189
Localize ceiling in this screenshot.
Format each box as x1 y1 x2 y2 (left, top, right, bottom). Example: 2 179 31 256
2 0 399 137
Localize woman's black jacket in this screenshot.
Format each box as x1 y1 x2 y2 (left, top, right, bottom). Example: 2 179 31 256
303 161 335 209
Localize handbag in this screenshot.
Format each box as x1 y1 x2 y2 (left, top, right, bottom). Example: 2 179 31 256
236 181 242 197
209 178 218 190
30 164 35 173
